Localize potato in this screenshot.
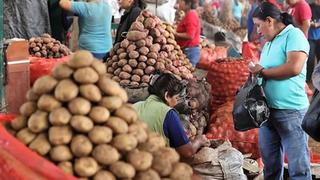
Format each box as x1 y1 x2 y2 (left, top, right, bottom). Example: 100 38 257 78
74 157 99 177
126 31 147 41
107 67 115 73
144 17 156 29
136 40 146 47
106 116 128 134
127 150 153 171
146 58 156 66
131 75 141 82
130 21 145 31
112 61 119 69
120 80 130 86
58 161 74 175
26 89 40 101
115 104 138 124
71 135 93 157
144 66 155 75
128 123 148 143
68 50 94 68
138 132 166 152
92 144 120 165
16 128 36 145
117 48 126 54
152 157 172 176
138 47 149 56
110 161 136 179
127 44 137 52
147 52 157 59
91 60 107 75
170 163 193 180
78 85 101 102
54 79 79 102
113 134 138 151
155 62 166 71
50 145 73 162
112 76 121 82
129 51 139 59
119 52 128 59
19 101 37 117
117 59 127 67
48 126 73 145
121 39 130 48
10 116 27 131
130 82 140 88
68 97 91 115
99 96 123 112
52 63 74 79
155 36 167 44
37 94 61 112
138 55 147 62
135 169 161 180
70 115 94 133
94 170 116 180
89 126 113 144
74 67 99 84
119 72 131 80
137 62 147 70
122 64 133 73
49 107 71 126
33 75 58 94
154 147 180 164
28 111 49 133
98 75 122 96
89 106 110 124
141 75 150 83
29 133 51 155
150 28 161 38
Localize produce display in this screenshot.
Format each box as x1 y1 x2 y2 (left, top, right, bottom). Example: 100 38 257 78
199 37 215 49
29 33 71 58
106 11 194 88
7 50 194 180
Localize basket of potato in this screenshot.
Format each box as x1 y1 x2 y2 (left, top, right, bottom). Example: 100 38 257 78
7 50 194 180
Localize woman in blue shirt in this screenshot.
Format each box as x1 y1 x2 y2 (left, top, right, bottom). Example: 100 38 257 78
249 2 311 179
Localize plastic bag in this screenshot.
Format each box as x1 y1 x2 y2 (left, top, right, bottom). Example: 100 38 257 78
233 75 269 131
29 56 70 85
302 89 320 142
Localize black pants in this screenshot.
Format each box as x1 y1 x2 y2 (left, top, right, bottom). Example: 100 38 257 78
307 39 320 82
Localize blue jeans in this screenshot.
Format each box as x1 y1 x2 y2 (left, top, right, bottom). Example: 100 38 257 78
91 52 107 60
259 108 311 180
183 47 200 67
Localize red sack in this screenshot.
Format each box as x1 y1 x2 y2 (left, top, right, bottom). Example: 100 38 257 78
0 117 77 180
242 42 260 63
30 56 70 85
197 48 217 70
214 46 228 59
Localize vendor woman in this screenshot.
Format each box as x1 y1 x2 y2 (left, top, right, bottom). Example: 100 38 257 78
134 73 208 159
175 0 201 67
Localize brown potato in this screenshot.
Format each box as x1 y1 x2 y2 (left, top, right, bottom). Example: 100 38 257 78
119 72 131 80
130 21 145 31
74 67 99 84
138 55 147 62
138 47 149 56
19 101 37 117
26 89 40 101
71 135 93 157
52 63 74 79
98 75 122 96
127 150 153 171
89 106 110 124
28 111 49 133
74 157 99 177
91 60 107 75
49 107 71 126
115 104 138 124
37 94 61 112
108 66 114 73
136 40 146 47
68 50 94 68
121 39 130 48
128 59 138 68
128 123 148 143
110 161 136 179
68 97 91 115
130 81 140 88
127 44 137 52
10 116 27 131
54 79 79 102
138 132 166 153
117 48 126 54
79 84 102 102
120 80 130 86
135 169 161 180
92 144 120 165
129 51 139 59
94 170 116 180
58 161 74 175
170 163 193 180
126 31 147 41
146 59 156 66
16 128 36 145
153 147 180 164
152 157 172 177
32 75 58 95
106 116 128 134
29 133 51 155
145 36 153 47
99 96 123 112
147 52 158 59
70 115 94 133
141 75 150 83
48 126 73 145
50 145 73 162
88 126 113 144
122 65 133 73
144 17 156 29
112 134 138 151
114 68 122 76
131 75 141 82
145 66 155 75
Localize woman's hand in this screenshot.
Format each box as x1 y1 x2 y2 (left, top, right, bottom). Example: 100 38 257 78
194 135 210 147
249 63 264 75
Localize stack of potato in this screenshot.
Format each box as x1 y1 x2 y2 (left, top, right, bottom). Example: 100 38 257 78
106 10 194 88
29 33 71 58
8 50 194 180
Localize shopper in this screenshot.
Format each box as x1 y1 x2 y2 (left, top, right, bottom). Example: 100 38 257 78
232 0 243 22
59 0 112 59
306 0 320 83
134 73 208 159
114 0 145 44
250 2 312 180
286 0 311 37
175 0 201 67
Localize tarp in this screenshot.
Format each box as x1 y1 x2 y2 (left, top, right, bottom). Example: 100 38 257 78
4 0 51 39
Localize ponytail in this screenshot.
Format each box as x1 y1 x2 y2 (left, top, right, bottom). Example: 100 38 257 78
280 12 294 26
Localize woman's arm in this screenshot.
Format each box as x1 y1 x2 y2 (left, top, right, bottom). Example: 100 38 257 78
59 0 72 11
175 135 208 159
175 32 192 40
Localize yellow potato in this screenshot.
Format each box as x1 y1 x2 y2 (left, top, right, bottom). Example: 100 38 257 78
26 89 40 101
153 147 180 164
91 60 107 75
70 115 94 133
170 163 193 180
110 161 135 179
88 126 113 144
52 63 74 79
74 67 99 84
92 144 120 165
58 161 74 175
50 145 73 162
32 75 58 95
28 110 49 133
71 135 93 157
48 126 73 145
74 157 99 177
54 79 79 102
106 116 128 134
16 128 36 145
19 101 37 116
68 50 94 68
152 156 172 177
138 132 166 153
115 104 138 124
89 106 110 124
99 96 123 112
10 116 27 131
79 84 102 102
127 149 153 171
37 94 61 112
112 134 138 151
29 133 51 155
135 169 161 180
49 107 71 126
68 97 91 115
93 170 116 180
97 75 122 96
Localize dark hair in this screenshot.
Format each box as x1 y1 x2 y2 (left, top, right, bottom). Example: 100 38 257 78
148 73 185 102
253 2 294 26
214 31 226 42
134 0 146 9
183 0 197 9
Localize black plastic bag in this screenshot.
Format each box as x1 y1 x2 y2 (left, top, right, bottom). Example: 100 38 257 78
302 89 320 142
232 75 269 131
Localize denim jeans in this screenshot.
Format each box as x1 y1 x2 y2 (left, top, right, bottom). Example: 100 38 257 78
91 52 107 60
259 108 311 180
183 46 200 67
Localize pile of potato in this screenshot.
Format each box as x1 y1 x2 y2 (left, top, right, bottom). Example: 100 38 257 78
8 50 194 180
29 33 71 58
106 11 194 88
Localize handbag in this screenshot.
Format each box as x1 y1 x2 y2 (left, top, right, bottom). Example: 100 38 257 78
302 89 320 142
232 74 270 131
